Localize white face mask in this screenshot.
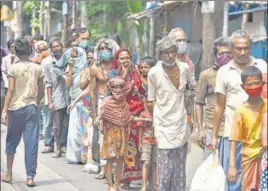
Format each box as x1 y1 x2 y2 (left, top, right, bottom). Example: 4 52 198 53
177 42 187 54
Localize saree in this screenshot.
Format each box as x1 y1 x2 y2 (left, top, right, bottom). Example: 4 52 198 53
109 67 145 182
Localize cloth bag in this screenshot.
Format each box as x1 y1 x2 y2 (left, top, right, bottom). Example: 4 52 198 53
190 150 227 191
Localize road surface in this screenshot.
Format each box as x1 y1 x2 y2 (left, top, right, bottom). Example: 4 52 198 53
1 125 203 191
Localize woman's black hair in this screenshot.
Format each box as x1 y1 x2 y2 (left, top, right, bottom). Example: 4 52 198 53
241 66 263 83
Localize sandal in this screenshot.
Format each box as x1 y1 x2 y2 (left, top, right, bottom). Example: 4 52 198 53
95 173 106 180
1 173 12 184
41 146 53 154
26 178 36 187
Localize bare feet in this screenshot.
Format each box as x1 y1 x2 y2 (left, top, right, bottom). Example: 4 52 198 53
108 185 117 191
140 186 147 191
26 178 36 187
1 173 12 183
114 184 124 191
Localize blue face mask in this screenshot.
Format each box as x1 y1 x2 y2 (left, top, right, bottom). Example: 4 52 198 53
100 50 112 62
79 40 89 50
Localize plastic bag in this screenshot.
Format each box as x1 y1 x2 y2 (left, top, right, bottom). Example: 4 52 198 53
190 150 227 191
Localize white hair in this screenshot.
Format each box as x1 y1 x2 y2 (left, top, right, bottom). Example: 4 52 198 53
168 27 187 38
229 30 251 47
35 40 48 52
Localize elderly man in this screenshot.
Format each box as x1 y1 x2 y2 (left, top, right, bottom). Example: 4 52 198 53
195 37 232 160
168 28 196 130
1 37 44 187
212 30 267 191
33 40 53 150
90 38 120 177
147 36 195 191
33 40 50 65
43 37 69 158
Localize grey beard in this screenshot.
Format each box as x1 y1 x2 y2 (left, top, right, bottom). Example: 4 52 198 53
162 60 176 66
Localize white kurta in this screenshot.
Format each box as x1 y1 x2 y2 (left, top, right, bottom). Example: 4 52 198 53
147 61 195 149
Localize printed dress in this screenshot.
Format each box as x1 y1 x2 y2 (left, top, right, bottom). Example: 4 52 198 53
78 96 91 163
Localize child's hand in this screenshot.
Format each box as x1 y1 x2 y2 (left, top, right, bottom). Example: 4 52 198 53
227 166 237 183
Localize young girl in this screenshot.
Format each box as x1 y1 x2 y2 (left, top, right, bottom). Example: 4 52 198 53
227 66 267 191
98 77 151 191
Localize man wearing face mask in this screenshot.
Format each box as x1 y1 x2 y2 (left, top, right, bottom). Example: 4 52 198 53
168 28 196 133
90 38 120 178
212 30 267 191
195 37 232 160
147 36 195 191
42 37 69 157
78 28 95 53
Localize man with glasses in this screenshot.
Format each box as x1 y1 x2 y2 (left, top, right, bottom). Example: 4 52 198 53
147 36 195 191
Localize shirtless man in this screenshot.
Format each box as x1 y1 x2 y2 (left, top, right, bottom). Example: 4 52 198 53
90 38 120 178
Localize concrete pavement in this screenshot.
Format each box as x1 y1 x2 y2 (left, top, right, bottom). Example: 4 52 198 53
1 125 203 191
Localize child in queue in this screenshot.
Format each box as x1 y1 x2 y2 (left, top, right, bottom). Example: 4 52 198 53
227 66 267 191
138 98 157 191
98 77 152 191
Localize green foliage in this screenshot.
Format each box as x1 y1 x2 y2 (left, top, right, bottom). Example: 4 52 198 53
31 17 40 29
86 1 145 49
23 1 40 15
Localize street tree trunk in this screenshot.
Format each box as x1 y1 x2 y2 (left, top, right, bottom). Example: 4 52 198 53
201 1 224 71
71 1 76 29
13 1 23 38
39 1 45 37
142 18 149 57
81 1 88 28
241 4 249 30
43 1 51 41
149 16 156 58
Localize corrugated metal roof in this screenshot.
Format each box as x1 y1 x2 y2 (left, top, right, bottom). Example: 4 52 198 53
229 1 267 5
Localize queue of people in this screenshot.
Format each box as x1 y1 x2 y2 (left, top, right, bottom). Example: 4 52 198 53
0 27 267 191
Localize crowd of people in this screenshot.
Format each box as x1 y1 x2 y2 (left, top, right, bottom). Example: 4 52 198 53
0 27 267 191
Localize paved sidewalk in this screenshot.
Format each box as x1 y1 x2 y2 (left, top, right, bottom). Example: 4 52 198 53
1 125 203 191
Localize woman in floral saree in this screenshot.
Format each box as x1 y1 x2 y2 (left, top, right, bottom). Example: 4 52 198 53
109 48 145 188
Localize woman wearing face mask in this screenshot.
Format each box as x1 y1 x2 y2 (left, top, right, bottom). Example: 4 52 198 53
54 46 87 164
109 48 146 189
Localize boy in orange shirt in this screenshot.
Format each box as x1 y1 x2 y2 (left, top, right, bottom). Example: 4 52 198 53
228 66 267 191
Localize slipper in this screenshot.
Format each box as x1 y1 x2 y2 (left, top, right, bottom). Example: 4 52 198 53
26 178 36 187
94 174 106 180
41 146 53 153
